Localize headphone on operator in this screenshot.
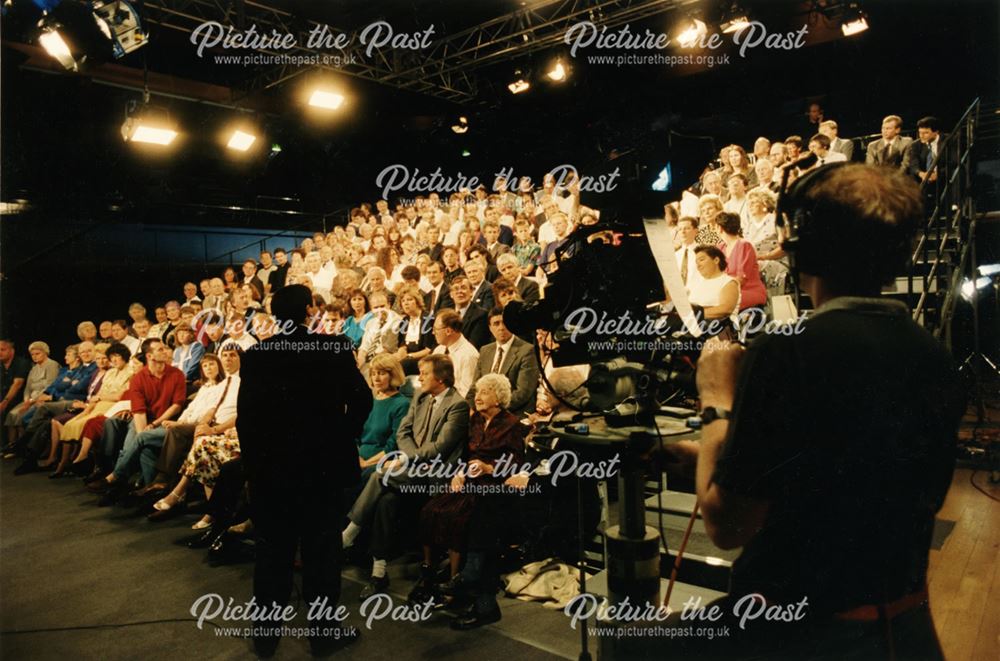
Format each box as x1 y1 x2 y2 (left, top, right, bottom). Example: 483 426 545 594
775 162 912 288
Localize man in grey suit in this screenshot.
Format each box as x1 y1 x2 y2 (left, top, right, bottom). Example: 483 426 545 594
865 115 913 170
467 308 539 416
819 120 854 161
342 354 469 598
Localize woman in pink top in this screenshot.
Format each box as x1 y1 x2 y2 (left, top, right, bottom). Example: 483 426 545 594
716 212 768 311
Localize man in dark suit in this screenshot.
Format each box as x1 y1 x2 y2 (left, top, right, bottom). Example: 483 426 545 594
496 253 540 306
447 275 490 349
237 285 372 658
865 115 913 170
423 261 452 313
468 308 539 415
342 354 469 598
905 116 945 184
464 259 494 312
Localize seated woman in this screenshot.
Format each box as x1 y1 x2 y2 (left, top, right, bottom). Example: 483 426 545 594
4 341 59 452
341 289 373 348
393 284 434 375
410 373 526 605
154 426 241 531
715 212 768 318
48 343 134 477
688 246 740 338
150 354 237 521
744 190 790 299
356 354 410 482
696 194 724 245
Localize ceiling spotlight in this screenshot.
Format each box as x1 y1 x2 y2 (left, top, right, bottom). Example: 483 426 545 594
121 99 177 146
675 17 707 48
271 143 283 153
508 69 530 94
36 0 146 72
720 4 751 34
546 60 567 82
227 129 257 151
841 4 869 36
308 89 345 110
451 116 469 134
461 149 472 157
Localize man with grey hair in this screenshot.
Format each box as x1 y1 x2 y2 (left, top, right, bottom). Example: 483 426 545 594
496 253 540 305
819 119 854 161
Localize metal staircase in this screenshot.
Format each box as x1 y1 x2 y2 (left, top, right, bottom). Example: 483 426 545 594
896 98 981 348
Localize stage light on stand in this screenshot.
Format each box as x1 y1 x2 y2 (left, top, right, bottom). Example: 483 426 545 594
841 5 869 36
451 116 469 134
308 89 345 110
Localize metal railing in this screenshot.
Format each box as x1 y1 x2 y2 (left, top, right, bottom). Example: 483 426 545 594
906 97 980 344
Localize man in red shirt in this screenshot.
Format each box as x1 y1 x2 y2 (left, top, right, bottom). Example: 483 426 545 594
87 338 185 505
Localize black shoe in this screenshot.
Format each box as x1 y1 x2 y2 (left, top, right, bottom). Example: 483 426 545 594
66 457 93 477
438 574 471 597
359 575 389 601
450 607 501 630
97 483 127 507
310 627 360 657
82 466 104 483
48 470 68 479
86 478 113 494
252 636 279 659
186 527 223 549
13 460 41 476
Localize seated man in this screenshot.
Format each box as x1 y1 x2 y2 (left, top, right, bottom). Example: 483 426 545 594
431 309 479 398
86 338 186 505
467 309 538 416
447 275 489 349
143 345 241 505
342 354 470 598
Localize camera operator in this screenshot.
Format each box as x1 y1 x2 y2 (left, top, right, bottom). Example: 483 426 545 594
653 164 964 658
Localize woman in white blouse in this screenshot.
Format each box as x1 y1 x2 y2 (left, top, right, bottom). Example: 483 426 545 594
688 246 740 337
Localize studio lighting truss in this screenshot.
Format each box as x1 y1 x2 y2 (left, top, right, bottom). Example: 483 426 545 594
36 0 146 71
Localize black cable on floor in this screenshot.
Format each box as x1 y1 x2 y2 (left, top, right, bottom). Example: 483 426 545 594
1 617 224 635
970 470 1000 502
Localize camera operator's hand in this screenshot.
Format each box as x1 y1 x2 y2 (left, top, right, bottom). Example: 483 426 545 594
696 337 744 410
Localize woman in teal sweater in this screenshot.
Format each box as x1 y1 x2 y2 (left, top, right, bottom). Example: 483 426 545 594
356 354 410 481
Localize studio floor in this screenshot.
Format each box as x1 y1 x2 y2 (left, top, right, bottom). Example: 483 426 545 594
0 459 997 660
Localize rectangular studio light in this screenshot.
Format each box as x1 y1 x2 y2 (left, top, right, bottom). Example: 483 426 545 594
841 16 869 36
308 90 345 109
38 29 79 70
227 130 257 151
507 79 530 94
130 124 178 145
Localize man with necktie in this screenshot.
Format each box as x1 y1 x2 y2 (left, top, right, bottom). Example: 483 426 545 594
865 115 913 170
342 354 469 599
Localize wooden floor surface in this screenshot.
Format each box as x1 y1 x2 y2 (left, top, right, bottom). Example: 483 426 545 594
929 467 1000 660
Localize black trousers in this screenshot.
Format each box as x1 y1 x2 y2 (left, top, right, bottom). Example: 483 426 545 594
250 478 343 647
207 459 245 525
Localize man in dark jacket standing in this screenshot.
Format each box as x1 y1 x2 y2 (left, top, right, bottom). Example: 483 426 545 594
237 285 372 658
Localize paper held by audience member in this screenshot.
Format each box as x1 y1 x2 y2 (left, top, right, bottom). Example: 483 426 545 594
643 218 702 338
679 190 700 219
